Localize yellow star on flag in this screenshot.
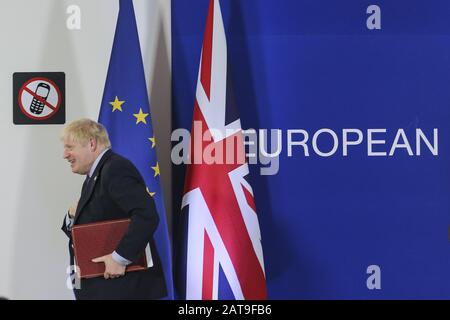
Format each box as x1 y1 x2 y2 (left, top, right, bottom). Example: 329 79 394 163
133 107 149 124
109 96 125 112
149 136 156 148
151 162 160 177
146 187 156 197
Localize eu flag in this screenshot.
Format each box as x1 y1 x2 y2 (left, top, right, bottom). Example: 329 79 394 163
98 0 173 299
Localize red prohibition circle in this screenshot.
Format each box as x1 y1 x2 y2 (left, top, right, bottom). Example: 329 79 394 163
18 77 62 120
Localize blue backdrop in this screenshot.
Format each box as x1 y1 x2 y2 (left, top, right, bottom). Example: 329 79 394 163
171 0 450 299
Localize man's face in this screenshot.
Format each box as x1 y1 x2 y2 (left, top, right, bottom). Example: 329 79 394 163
63 137 96 175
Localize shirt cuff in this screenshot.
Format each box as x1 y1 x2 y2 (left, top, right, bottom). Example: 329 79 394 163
112 251 132 266
65 212 74 230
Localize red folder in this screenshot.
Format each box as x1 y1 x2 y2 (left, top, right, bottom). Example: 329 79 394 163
71 218 149 279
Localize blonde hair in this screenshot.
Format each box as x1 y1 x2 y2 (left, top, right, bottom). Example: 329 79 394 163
61 118 111 148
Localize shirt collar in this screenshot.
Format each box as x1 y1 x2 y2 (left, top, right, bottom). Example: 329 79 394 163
88 148 109 178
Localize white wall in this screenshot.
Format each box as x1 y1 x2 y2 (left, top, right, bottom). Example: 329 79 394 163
0 0 171 299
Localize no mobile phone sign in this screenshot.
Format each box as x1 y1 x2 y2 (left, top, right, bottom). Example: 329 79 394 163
13 72 65 125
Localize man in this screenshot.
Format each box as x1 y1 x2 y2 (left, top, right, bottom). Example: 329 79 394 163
61 118 167 299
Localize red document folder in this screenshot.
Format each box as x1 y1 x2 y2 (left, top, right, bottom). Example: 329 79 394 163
71 218 149 279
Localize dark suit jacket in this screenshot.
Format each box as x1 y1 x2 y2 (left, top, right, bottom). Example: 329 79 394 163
61 149 167 300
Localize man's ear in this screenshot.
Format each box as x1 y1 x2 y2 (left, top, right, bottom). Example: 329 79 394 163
89 138 97 151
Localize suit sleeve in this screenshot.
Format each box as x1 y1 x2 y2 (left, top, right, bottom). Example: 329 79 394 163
105 161 160 263
61 212 72 238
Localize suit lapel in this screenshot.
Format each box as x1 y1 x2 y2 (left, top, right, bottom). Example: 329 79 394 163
74 150 113 224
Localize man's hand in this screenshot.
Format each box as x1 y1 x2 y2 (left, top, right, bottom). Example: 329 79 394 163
68 201 78 218
92 254 126 279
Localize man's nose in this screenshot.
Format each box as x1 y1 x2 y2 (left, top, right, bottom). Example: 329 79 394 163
63 150 69 159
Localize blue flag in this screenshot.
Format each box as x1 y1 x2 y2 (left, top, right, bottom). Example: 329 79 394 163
98 0 173 299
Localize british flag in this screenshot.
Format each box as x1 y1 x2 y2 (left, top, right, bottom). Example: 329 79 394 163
179 0 267 300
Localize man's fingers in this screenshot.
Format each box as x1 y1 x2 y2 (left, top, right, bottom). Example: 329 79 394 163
92 255 106 263
68 202 78 218
104 272 125 279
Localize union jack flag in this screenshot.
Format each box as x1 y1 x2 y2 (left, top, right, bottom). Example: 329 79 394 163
178 0 267 300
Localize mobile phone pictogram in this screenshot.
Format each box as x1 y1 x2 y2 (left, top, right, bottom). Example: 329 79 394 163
30 82 50 115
